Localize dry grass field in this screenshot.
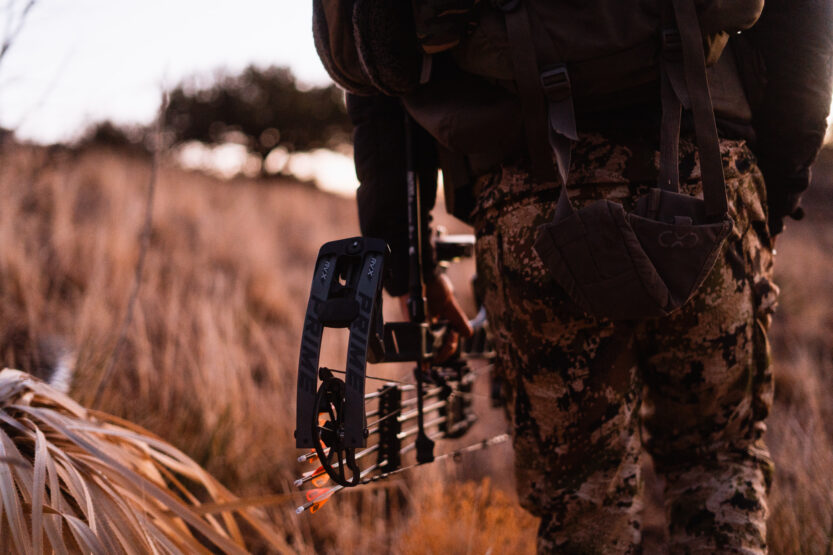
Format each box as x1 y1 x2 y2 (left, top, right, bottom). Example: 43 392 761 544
0 139 830 553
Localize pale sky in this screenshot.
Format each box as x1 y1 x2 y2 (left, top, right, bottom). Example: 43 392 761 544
0 1 332 143
1 2 830 147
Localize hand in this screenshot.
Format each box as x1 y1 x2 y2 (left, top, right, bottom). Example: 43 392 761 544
398 273 474 363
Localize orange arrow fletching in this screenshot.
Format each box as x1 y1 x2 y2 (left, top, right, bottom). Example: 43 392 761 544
310 497 331 513
305 488 331 502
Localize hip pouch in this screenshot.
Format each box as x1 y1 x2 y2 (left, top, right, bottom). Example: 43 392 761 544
534 187 732 320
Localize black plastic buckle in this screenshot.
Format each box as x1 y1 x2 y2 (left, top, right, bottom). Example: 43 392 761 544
540 65 572 103
662 28 682 58
494 0 520 13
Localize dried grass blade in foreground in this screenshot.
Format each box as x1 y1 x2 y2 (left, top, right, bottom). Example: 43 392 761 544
0 368 290 553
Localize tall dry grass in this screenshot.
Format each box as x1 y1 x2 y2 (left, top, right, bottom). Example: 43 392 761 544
0 368 288 553
0 142 528 552
0 139 830 552
0 142 357 551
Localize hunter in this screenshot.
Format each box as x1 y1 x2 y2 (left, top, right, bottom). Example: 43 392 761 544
313 0 832 552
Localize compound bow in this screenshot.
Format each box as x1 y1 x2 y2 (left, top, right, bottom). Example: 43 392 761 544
293 114 507 514
292 233 506 514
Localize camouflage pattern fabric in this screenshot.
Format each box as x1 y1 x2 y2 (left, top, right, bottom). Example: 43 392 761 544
471 133 778 554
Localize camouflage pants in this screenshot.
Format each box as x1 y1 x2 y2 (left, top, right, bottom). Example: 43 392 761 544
472 134 778 554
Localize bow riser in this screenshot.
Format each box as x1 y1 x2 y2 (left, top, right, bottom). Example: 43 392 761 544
294 237 388 450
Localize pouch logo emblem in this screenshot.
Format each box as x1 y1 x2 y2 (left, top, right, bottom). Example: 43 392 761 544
658 230 699 248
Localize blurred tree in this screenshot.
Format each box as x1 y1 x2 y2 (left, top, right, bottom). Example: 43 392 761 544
164 66 351 174
77 120 149 154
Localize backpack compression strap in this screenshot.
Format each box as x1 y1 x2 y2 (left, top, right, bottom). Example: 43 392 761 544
502 0 560 184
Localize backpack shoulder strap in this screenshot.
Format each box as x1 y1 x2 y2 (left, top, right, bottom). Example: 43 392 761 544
502 1 561 183
671 0 728 219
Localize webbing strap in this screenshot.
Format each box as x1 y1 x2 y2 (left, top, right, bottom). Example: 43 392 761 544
658 20 682 192
541 65 578 187
659 68 682 191
503 2 558 183
672 0 728 219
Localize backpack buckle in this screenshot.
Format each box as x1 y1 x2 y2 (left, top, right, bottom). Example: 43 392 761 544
662 28 682 58
494 0 520 12
540 65 572 103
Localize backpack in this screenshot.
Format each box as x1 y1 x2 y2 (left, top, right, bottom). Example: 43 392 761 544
314 0 761 189
315 0 765 320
